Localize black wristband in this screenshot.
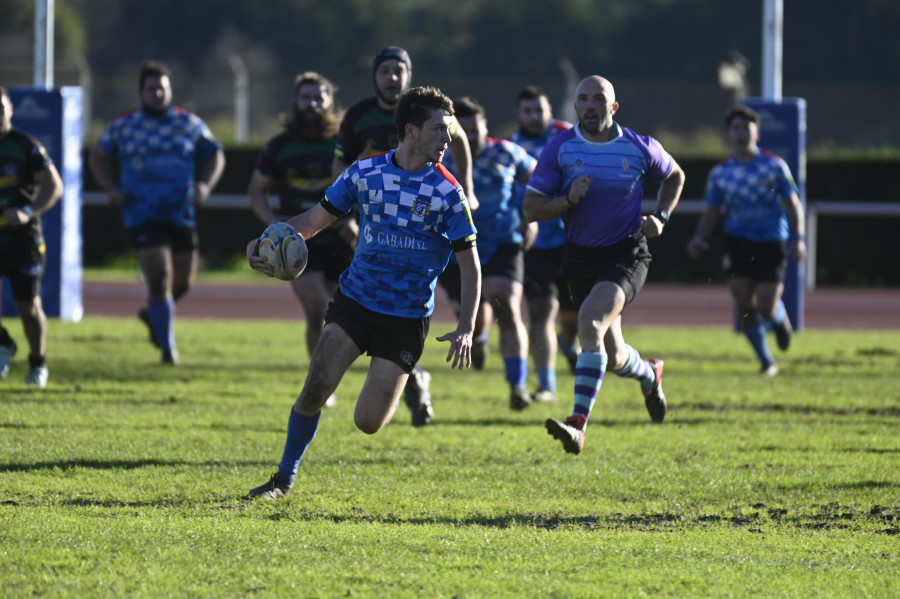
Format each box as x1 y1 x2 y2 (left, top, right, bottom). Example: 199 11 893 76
652 208 669 225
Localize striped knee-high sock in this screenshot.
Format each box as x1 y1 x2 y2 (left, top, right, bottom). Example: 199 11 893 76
572 351 607 421
611 344 656 392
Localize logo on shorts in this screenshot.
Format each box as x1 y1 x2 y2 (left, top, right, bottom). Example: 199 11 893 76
400 351 414 366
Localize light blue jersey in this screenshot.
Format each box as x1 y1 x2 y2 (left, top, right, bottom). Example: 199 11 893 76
510 118 572 249
97 106 222 229
443 137 533 263
528 123 674 248
324 150 477 318
703 148 799 242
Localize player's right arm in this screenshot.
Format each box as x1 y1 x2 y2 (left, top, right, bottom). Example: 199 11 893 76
687 204 721 260
331 108 357 177
522 177 589 223
285 202 340 242
30 162 64 216
246 202 339 276
88 144 126 207
248 169 279 226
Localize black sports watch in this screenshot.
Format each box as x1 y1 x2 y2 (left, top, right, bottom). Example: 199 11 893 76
652 208 670 225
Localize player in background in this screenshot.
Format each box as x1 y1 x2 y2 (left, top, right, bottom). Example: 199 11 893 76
524 75 685 454
248 71 354 409
333 45 478 425
509 85 577 403
0 86 64 387
442 96 537 411
687 104 806 376
246 86 480 499
89 60 225 365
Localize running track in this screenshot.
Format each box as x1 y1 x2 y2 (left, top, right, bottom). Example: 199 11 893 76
83 281 899 330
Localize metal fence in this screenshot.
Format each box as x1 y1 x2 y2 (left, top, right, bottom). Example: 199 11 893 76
80 192 900 289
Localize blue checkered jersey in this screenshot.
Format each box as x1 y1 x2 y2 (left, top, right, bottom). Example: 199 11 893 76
703 148 799 242
443 137 533 263
324 150 477 318
97 106 222 229
509 119 572 249
528 123 674 248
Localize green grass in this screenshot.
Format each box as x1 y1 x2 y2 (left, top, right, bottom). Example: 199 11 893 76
1 319 899 598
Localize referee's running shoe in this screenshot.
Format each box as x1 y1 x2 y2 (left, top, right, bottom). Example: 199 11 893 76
545 414 587 455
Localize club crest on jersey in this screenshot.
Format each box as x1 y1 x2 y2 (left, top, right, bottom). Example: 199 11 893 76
412 197 430 217
368 189 383 204
620 158 632 178
400 351 414 366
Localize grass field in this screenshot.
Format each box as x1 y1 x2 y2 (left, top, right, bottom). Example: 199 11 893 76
1 317 898 598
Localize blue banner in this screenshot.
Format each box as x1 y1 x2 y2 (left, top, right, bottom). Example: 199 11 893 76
2 87 83 322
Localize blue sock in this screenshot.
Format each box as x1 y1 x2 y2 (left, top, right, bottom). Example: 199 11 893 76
573 351 606 419
504 356 527 388
147 298 175 350
772 300 786 325
278 408 320 484
612 344 655 392
743 320 775 367
557 334 577 360
537 368 556 392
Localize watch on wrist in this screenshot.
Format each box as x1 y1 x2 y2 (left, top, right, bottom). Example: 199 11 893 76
653 208 670 225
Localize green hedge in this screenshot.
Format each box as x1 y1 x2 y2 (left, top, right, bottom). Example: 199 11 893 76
81 150 900 286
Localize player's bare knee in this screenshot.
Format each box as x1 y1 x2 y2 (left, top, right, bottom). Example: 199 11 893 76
354 415 383 435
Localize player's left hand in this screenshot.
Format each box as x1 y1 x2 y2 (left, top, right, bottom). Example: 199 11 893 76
246 238 275 277
640 214 666 238
521 221 538 251
790 239 807 261
0 207 28 227
192 182 212 207
436 328 473 369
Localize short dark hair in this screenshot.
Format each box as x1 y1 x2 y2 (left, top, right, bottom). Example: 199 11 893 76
395 86 454 141
453 96 485 120
516 85 548 105
139 60 171 91
725 104 760 126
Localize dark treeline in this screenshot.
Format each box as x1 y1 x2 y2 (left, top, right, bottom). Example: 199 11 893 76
18 0 900 85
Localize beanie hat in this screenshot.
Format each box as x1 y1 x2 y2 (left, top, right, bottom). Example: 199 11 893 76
372 46 413 88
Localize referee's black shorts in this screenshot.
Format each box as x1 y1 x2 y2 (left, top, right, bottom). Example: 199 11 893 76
563 235 651 309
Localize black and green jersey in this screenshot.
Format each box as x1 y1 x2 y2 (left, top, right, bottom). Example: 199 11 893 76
333 97 398 164
0 128 51 248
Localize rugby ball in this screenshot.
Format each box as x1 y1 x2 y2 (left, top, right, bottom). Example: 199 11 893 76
257 222 308 281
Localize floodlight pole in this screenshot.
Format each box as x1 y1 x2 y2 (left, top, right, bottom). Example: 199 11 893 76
229 54 250 144
34 0 55 89
762 0 782 100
